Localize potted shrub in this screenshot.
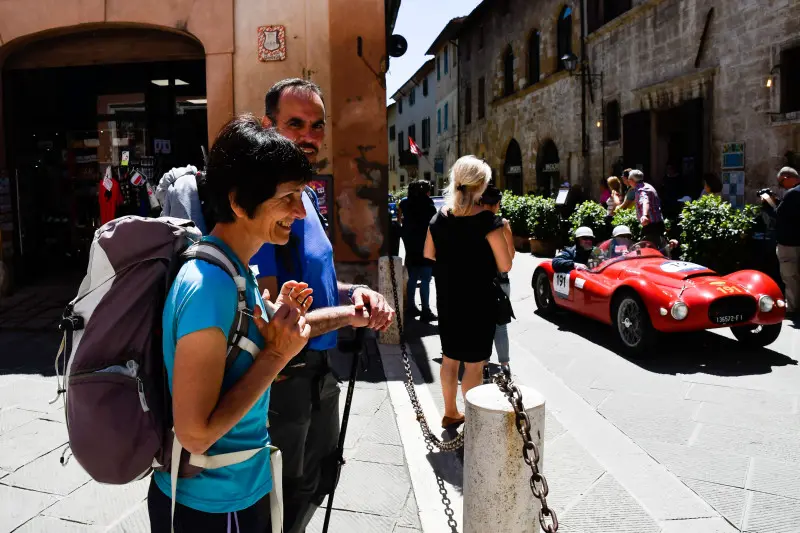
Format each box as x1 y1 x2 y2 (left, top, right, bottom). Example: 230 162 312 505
501 191 533 251
678 195 759 274
527 196 560 256
569 201 611 241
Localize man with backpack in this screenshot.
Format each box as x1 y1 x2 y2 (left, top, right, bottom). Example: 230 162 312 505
160 78 395 533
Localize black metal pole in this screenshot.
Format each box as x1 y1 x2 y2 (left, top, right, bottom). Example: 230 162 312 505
601 72 605 178
322 329 365 533
580 0 589 188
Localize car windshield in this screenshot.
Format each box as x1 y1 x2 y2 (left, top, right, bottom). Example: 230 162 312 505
589 243 666 272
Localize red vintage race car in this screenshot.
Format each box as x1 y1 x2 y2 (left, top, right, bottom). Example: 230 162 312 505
532 242 786 353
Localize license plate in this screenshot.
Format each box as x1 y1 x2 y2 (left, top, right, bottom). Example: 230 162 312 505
712 314 745 325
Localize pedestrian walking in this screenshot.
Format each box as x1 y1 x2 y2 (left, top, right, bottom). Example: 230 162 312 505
148 116 314 533
630 169 666 247
775 166 800 316
479 184 515 372
399 180 437 321
424 156 513 428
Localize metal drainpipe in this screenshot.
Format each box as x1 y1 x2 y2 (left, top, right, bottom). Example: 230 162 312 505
450 39 461 160
580 0 589 188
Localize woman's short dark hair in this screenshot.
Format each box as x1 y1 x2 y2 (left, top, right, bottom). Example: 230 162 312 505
206 114 312 223
480 183 503 206
704 172 722 194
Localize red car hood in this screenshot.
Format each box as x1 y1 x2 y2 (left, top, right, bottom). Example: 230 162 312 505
636 260 716 281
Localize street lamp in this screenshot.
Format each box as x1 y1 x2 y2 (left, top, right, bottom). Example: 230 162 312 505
561 52 606 179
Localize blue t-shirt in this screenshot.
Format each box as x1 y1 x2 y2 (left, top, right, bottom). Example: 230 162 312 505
251 189 339 350
155 236 272 513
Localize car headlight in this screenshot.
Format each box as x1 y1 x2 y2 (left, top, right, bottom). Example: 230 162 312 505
759 295 775 312
671 301 689 320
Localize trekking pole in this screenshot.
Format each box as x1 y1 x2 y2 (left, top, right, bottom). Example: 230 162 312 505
321 327 366 533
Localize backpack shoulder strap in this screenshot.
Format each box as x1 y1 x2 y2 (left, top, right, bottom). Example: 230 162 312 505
182 241 259 368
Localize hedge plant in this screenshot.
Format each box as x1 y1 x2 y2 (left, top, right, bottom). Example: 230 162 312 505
569 201 611 241
678 195 760 273
526 196 560 240
500 191 533 237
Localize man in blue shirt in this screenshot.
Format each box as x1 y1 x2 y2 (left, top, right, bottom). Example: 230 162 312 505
251 79 395 533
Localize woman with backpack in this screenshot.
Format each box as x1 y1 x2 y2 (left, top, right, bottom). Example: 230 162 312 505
148 115 317 532
425 156 513 428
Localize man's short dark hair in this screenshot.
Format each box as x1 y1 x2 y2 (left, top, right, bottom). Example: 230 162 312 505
264 78 325 123
206 114 312 224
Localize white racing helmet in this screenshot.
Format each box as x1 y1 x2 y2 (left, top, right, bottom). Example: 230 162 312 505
612 225 632 238
574 226 595 239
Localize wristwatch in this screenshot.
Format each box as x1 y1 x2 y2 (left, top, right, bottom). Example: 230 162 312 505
348 284 370 303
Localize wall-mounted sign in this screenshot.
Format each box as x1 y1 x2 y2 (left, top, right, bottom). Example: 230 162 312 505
154 139 172 155
434 158 444 174
506 165 522 174
722 170 745 209
543 163 559 173
722 142 745 170
258 25 287 62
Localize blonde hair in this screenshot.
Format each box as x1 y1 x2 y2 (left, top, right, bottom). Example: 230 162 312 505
444 155 491 216
607 176 622 194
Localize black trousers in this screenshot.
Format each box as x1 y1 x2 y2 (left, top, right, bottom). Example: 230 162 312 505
148 478 272 533
268 350 341 533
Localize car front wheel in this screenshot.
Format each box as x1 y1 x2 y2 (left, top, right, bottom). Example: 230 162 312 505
533 270 557 316
730 323 782 347
613 293 655 354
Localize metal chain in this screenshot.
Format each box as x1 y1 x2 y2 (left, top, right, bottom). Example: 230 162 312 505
389 258 465 452
493 371 559 533
387 258 558 532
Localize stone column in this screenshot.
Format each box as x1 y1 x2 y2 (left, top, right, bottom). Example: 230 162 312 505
378 256 403 344
463 384 546 533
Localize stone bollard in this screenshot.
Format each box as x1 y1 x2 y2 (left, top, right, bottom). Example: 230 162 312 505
463 384 546 533
378 256 404 344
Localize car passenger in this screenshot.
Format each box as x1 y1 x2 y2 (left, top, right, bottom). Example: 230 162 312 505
598 225 635 259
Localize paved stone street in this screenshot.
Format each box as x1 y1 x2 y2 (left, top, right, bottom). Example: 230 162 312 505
0 284 421 533
391 252 800 533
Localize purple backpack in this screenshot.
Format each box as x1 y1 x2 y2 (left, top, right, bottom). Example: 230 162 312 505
52 216 281 517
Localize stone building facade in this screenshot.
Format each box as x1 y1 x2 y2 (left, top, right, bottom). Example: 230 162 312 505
457 0 800 204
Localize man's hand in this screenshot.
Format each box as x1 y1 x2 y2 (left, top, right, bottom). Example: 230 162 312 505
667 239 679 251
574 263 588 271
348 305 371 329
640 215 650 226
352 287 395 331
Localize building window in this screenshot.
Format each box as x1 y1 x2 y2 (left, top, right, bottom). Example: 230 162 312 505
465 85 473 125
398 131 404 152
408 124 416 145
410 87 416 106
557 6 573 72
423 77 429 97
453 43 458 67
478 77 486 119
501 0 510 15
437 56 441 81
528 31 540 86
400 173 405 184
444 46 449 75
588 0 631 33
398 99 403 114
422 118 430 149
444 103 449 131
389 125 396 141
437 109 442 134
479 25 484 50
605 100 621 142
424 171 431 182
781 45 800 114
503 45 515 96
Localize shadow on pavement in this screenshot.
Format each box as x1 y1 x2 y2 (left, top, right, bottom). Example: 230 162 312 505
394 316 440 385
536 309 798 377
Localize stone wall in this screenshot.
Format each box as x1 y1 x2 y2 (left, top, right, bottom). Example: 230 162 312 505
458 0 800 202
459 0 584 192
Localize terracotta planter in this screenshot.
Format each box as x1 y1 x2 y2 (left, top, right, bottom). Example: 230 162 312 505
529 238 556 257
512 235 530 252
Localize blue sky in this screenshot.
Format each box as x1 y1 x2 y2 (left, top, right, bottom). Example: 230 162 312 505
385 0 482 103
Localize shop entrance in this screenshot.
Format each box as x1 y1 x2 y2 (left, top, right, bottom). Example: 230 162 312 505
2 28 207 288
535 139 560 197
503 139 523 195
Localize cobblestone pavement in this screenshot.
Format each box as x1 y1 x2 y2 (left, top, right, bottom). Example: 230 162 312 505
394 252 800 533
0 283 421 533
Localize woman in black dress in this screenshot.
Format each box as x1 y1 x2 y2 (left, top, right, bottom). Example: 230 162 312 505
424 156 513 427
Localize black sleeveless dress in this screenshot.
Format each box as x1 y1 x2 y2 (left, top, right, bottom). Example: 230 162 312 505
429 209 504 363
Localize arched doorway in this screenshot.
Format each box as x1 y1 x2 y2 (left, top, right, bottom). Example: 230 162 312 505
503 139 523 195
2 27 207 283
536 140 560 197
